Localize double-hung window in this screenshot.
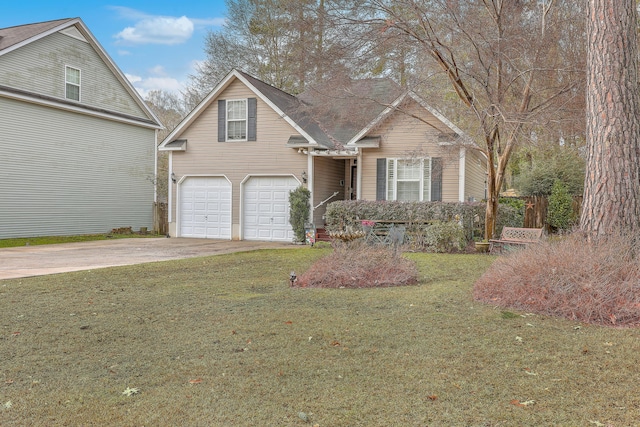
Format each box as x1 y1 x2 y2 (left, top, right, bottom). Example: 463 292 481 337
65 66 81 101
218 98 257 142
226 99 247 141
387 158 431 201
377 157 441 201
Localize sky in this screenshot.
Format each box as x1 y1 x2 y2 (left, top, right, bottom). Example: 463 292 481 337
0 1 228 98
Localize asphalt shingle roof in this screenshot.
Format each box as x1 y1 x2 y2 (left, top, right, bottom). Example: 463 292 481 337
0 18 75 52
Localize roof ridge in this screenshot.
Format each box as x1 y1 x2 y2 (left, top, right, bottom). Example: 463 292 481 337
0 17 76 31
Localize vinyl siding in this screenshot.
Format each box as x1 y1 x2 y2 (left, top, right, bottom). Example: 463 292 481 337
170 79 308 238
0 29 148 119
464 149 487 201
312 156 346 226
360 100 461 202
0 97 155 238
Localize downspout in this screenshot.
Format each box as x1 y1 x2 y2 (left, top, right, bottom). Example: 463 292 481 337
459 147 466 202
307 148 314 223
154 129 158 204
168 153 173 224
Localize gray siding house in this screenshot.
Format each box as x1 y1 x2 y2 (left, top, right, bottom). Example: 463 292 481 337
0 18 162 239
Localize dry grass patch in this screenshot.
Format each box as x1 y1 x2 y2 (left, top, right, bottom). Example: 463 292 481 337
296 242 418 288
2 249 640 425
474 233 640 326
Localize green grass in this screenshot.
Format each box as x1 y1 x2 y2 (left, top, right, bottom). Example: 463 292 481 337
0 233 161 248
1 248 639 426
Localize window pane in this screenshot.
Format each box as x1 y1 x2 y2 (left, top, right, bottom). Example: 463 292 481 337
66 67 80 84
227 120 246 140
66 83 79 101
397 181 420 201
227 100 246 120
397 160 421 179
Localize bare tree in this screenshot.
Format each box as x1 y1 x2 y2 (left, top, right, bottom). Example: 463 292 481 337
580 0 640 235
145 90 189 202
344 0 584 238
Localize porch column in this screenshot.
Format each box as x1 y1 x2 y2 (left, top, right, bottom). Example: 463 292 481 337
356 148 362 200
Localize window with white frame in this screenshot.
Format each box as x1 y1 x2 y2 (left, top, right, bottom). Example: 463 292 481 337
386 158 431 201
65 66 80 101
226 99 247 141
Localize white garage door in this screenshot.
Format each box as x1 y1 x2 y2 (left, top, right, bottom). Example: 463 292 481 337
180 177 231 239
243 176 299 241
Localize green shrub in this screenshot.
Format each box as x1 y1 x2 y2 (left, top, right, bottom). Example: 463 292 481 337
289 186 311 242
324 200 521 242
547 180 575 231
422 221 467 253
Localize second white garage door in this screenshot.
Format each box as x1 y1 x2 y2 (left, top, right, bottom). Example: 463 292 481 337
243 176 299 241
180 177 231 239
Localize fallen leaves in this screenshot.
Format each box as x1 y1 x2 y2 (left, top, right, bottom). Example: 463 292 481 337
189 378 203 384
122 387 139 397
427 395 438 401
510 399 536 407
2 401 12 410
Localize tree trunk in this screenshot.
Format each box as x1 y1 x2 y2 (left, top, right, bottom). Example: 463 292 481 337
581 0 640 236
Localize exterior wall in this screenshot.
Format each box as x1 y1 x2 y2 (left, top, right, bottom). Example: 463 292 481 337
359 100 462 202
312 156 346 226
464 149 488 202
0 97 155 238
169 78 308 239
0 30 147 119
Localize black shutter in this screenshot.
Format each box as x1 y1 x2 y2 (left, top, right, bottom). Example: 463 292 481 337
247 98 257 141
431 157 442 201
376 158 387 200
218 100 226 142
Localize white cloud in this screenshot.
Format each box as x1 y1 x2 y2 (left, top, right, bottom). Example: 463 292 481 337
117 50 132 56
129 75 185 99
125 73 142 84
149 65 167 76
115 15 194 45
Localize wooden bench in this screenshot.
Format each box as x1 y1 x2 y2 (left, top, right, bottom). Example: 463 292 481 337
489 227 544 254
362 220 433 246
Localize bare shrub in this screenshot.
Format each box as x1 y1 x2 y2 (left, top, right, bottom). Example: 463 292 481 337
296 240 419 288
474 233 640 326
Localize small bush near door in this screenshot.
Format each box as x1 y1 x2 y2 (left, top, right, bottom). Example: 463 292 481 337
289 186 311 242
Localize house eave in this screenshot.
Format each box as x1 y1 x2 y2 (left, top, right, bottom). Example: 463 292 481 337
0 85 162 129
159 139 187 151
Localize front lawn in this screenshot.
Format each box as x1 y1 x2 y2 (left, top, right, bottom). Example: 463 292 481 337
1 249 638 426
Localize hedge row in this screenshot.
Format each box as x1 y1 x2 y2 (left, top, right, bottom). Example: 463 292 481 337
324 200 523 240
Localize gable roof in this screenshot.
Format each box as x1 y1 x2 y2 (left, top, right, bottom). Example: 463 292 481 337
160 69 335 149
0 18 74 53
0 18 161 129
298 78 404 146
160 69 475 151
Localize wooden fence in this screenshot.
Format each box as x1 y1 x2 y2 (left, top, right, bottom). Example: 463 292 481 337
153 202 168 235
520 195 583 231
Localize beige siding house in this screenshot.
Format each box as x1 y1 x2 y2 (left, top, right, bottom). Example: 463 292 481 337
0 18 162 239
160 69 487 241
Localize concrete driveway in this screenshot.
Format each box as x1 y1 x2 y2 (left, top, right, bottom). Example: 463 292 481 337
0 238 296 280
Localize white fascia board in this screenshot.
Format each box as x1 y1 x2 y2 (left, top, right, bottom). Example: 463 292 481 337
71 20 163 128
407 92 485 153
0 89 161 129
0 18 81 57
161 69 319 148
159 70 240 147
0 18 162 128
233 71 318 146
346 93 407 147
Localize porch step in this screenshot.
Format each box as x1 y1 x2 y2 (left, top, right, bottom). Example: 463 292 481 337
315 228 332 242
